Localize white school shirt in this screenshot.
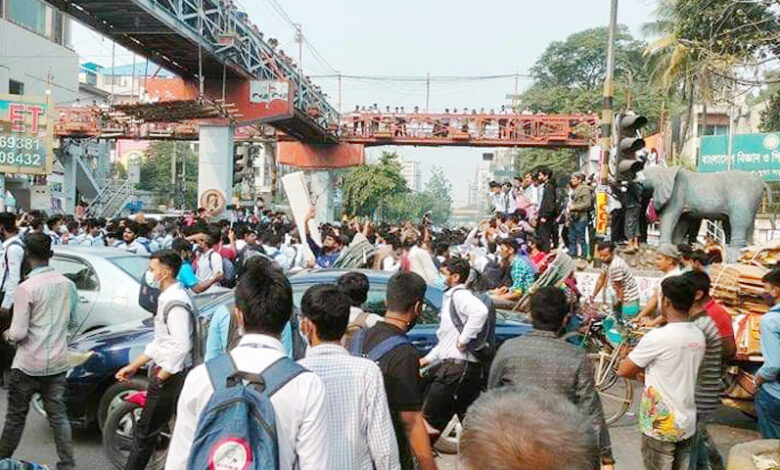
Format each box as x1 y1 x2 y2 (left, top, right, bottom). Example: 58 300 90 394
423 285 488 364
0 234 25 310
164 334 329 470
195 248 223 287
143 283 193 374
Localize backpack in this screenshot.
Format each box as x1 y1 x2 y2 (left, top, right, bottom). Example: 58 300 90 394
206 252 237 288
138 272 160 315
343 312 369 348
162 299 204 365
449 289 497 363
186 353 306 470
1 239 24 292
348 328 411 361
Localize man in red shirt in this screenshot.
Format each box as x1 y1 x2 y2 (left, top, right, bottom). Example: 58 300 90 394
701 276 736 360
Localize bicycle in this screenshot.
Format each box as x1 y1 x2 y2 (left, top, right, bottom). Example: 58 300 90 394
563 304 645 425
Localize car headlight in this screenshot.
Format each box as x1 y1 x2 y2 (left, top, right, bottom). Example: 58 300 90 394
68 350 95 369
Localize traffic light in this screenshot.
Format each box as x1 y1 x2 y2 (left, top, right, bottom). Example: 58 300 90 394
233 145 251 182
615 113 647 180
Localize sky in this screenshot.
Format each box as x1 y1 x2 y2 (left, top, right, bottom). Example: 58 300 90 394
70 0 659 206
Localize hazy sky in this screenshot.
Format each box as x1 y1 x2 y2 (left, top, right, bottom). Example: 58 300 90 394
71 0 659 205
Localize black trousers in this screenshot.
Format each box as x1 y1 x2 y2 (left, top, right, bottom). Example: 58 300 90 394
536 220 556 252
422 360 483 432
0 297 14 381
124 370 185 470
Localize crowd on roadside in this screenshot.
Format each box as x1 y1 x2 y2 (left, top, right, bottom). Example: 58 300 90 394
0 182 774 469
343 104 592 140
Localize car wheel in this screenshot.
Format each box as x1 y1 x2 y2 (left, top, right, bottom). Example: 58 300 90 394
102 399 166 470
433 414 461 454
98 377 149 431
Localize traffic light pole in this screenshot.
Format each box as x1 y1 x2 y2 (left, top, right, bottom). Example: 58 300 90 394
595 0 619 240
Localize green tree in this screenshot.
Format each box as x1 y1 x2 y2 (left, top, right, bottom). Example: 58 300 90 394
424 166 453 225
137 141 198 209
341 151 409 217
514 148 580 179
383 192 435 224
760 91 780 133
521 26 664 132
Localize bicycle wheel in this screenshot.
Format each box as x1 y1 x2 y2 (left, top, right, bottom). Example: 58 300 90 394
592 354 634 426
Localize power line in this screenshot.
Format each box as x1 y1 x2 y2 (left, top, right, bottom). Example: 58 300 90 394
309 73 533 82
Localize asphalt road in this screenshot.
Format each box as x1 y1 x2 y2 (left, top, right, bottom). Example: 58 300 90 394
0 387 760 470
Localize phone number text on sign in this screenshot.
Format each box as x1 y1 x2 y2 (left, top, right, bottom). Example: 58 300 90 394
0 95 52 175
0 136 44 168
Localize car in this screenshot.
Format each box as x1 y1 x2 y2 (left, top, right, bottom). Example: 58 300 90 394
49 290 230 430
58 269 531 430
51 246 153 336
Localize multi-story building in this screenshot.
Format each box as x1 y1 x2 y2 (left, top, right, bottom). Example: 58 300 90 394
400 158 422 193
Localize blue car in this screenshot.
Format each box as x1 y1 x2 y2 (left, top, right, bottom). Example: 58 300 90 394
61 269 532 428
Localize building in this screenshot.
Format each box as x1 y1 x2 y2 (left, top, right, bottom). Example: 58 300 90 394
400 159 422 193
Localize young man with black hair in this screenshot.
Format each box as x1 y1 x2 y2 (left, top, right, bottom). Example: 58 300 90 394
489 237 535 303
166 260 328 470
682 270 726 470
337 271 383 329
755 267 780 438
305 207 342 268
618 276 705 470
536 167 557 251
122 221 151 255
298 285 399 470
592 241 640 320
488 286 614 470
0 212 24 386
0 233 78 469
419 257 487 439
116 250 195 470
193 227 223 293
354 271 437 470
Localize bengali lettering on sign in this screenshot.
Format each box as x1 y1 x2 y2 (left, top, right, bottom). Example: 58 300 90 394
698 132 780 181
0 94 53 175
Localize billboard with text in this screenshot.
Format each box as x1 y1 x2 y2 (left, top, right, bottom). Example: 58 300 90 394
0 94 53 175
699 132 780 181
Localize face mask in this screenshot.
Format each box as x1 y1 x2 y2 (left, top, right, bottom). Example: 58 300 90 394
764 292 775 307
58 225 68 234
145 270 161 290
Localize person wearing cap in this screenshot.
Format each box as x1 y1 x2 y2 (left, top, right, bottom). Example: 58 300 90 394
637 244 683 326
567 172 592 259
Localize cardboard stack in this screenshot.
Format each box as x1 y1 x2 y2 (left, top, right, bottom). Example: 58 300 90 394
739 239 780 268
709 263 769 359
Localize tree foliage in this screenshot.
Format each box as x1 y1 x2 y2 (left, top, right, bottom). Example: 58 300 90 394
514 148 580 179
521 26 664 132
341 151 409 217
424 166 453 225
760 91 780 133
136 141 198 208
341 153 453 224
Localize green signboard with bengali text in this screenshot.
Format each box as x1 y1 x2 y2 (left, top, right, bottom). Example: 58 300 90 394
698 132 780 181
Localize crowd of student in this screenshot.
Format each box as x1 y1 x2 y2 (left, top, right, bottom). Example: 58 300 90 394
343 104 590 140
0 194 775 469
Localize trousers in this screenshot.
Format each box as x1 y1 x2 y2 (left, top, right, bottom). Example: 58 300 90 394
756 387 780 439
0 370 74 470
124 371 185 470
568 216 588 258
641 434 694 470
422 360 482 432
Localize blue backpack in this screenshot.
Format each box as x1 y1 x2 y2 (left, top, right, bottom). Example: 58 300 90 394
348 328 411 361
0 459 48 470
186 353 306 470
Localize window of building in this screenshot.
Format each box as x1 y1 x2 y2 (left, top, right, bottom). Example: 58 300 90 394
6 0 61 42
8 79 24 95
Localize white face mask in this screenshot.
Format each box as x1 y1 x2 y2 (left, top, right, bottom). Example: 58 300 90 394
145 270 161 289
58 225 68 234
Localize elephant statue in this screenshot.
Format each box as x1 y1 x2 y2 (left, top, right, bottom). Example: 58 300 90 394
639 166 767 252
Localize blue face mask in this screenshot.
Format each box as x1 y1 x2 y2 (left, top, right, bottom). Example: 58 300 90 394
764 293 776 307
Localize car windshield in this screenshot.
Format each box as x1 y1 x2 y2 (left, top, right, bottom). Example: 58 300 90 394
109 256 150 282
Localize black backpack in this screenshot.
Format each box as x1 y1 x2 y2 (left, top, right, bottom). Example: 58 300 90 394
449 289 497 363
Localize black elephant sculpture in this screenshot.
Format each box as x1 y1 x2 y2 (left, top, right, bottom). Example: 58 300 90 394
639 166 768 251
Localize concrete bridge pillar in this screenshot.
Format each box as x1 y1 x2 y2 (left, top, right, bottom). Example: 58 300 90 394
198 124 234 217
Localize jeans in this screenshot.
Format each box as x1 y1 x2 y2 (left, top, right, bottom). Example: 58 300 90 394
691 420 724 470
422 360 483 432
756 387 780 439
641 434 694 470
568 216 588 257
124 371 185 470
0 370 74 470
